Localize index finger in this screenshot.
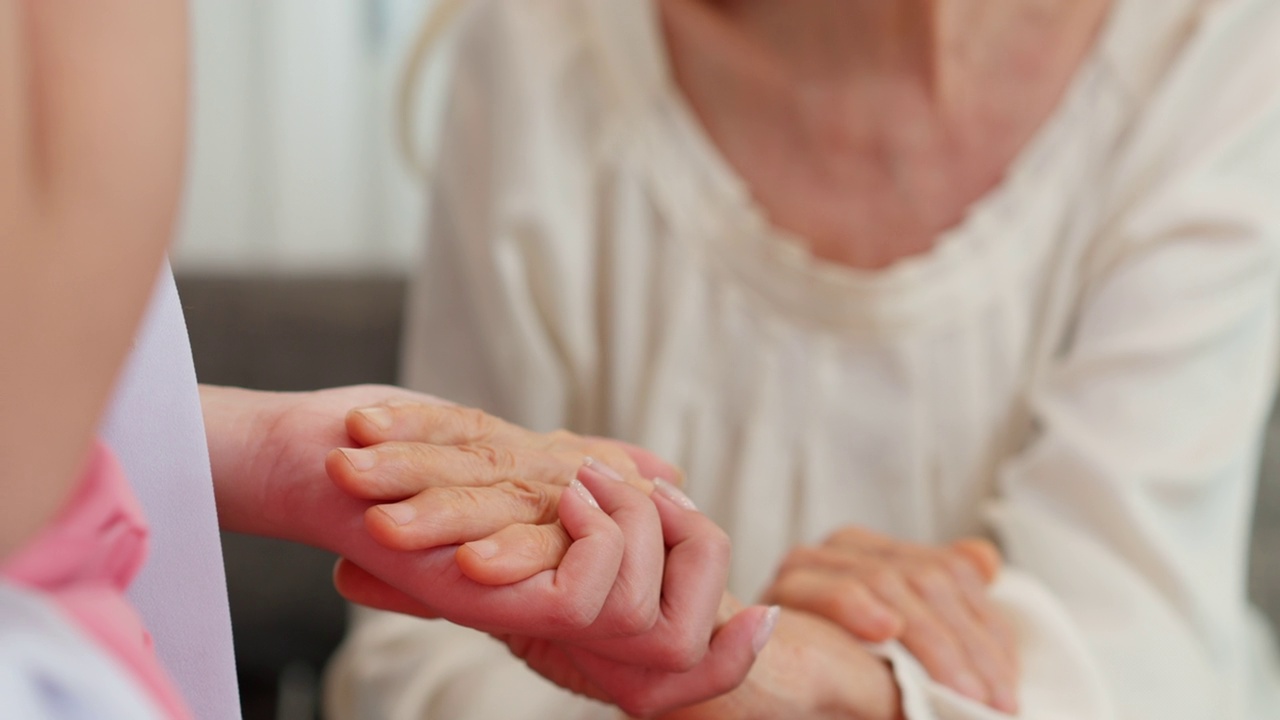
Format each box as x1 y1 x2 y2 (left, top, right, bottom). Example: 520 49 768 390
346 402 530 447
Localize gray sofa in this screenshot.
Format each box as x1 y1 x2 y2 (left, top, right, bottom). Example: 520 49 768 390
176 274 1280 720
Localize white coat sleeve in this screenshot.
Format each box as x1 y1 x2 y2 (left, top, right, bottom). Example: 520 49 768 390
885 9 1280 718
326 2 617 719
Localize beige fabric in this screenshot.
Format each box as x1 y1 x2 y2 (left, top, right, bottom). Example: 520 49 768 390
327 0 1280 717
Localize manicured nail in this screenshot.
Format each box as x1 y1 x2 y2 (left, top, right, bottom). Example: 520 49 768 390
582 456 625 482
954 673 987 703
465 539 499 560
339 448 377 471
377 502 416 526
653 478 697 511
753 606 781 654
355 406 393 431
570 479 600 509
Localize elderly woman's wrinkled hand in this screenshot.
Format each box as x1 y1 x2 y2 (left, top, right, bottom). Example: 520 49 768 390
764 527 1019 714
325 401 681 585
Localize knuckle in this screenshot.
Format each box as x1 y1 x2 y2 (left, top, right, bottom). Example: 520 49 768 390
943 553 978 583
528 527 556 557
780 545 823 573
454 406 496 441
867 566 905 598
407 442 447 470
524 525 567 562
436 488 484 525
463 443 518 474
910 566 956 604
814 581 863 623
908 624 963 669
506 480 558 520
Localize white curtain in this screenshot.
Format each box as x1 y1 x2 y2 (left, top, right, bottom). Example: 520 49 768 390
174 0 438 274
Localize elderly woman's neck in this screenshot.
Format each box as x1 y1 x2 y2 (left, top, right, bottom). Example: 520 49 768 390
708 0 1108 100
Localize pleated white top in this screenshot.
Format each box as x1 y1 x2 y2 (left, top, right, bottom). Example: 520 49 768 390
327 0 1280 717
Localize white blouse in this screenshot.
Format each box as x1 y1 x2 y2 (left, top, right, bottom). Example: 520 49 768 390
326 0 1280 717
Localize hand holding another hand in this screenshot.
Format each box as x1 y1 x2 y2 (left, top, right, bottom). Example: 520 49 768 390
324 400 776 718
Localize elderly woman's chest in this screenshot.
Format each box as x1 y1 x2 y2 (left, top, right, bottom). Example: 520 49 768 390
619 201 1105 547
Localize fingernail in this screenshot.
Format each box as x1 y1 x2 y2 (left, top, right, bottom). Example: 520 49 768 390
377 502 416 526
653 478 697 511
465 539 498 560
355 407 393 430
570 479 600 510
339 448 377 471
582 456 625 482
752 605 781 654
954 673 987 703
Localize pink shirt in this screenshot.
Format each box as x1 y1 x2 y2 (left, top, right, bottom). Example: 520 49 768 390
3 440 191 719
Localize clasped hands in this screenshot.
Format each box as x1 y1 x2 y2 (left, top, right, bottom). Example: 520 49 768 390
321 401 775 718
324 400 1019 718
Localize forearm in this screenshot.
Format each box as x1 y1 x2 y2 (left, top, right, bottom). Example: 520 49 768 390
200 383 448 549
0 0 186 560
201 384 288 536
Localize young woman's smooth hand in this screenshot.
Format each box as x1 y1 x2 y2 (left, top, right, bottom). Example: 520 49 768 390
762 527 1018 714
332 466 777 718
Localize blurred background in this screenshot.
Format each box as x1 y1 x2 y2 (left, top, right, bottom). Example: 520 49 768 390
174 2 440 718
172 3 1280 720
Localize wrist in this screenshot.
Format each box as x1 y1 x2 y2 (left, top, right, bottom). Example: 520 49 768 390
714 609 902 720
201 384 290 535
202 384 349 546
200 383 442 552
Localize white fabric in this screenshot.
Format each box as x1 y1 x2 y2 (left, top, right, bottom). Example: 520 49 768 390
0 583 165 720
101 265 241 720
327 0 1280 717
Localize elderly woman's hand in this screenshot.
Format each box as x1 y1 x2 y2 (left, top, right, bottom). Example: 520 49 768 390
326 401 682 585
763 527 1019 714
335 479 778 712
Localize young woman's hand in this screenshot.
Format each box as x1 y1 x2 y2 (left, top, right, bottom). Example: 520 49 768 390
762 527 1018 714
332 466 777 719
